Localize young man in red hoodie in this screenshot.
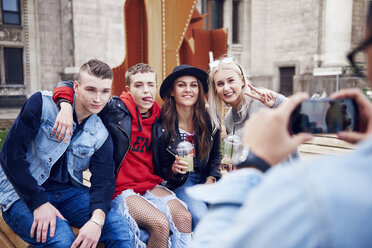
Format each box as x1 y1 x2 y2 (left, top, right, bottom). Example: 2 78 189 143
53 63 192 248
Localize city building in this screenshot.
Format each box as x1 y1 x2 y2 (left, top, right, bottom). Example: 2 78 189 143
198 0 368 96
0 0 367 111
0 0 124 108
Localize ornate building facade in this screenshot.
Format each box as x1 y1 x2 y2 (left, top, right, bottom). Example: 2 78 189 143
0 0 124 107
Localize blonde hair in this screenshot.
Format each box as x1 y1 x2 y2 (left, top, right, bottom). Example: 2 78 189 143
207 56 252 133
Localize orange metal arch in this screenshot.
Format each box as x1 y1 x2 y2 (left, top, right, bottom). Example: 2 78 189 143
112 0 227 100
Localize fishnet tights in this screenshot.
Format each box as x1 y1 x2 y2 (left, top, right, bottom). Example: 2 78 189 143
126 195 169 248
125 188 192 248
150 187 192 233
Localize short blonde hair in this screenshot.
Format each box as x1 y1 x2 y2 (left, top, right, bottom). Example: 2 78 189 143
125 63 156 86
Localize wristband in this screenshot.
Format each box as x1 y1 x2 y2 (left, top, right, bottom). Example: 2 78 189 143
235 145 271 172
56 98 71 108
89 217 103 229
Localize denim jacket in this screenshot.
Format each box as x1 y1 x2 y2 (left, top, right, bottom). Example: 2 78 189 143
0 91 109 211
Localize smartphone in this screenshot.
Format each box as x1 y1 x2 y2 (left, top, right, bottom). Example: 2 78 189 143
289 98 359 134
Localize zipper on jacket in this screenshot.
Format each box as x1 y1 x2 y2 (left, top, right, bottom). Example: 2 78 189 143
135 107 142 132
116 124 131 174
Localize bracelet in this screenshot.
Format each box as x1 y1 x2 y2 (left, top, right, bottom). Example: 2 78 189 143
57 98 71 108
89 218 103 229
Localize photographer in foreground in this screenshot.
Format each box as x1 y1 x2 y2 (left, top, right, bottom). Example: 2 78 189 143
189 2 372 247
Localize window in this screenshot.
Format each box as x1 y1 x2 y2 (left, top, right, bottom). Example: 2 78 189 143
232 0 240 44
4 47 23 84
2 0 21 25
210 0 223 29
279 67 295 96
201 0 224 30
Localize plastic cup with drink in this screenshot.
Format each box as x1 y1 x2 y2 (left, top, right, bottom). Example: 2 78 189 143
176 141 194 172
221 134 241 171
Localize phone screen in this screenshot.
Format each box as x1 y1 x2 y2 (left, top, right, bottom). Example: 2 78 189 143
289 98 359 134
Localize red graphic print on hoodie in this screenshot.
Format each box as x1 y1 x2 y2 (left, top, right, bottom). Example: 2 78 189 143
113 92 162 197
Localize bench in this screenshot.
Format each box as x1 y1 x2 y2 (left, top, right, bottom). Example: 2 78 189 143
0 120 14 130
299 134 355 159
0 171 104 248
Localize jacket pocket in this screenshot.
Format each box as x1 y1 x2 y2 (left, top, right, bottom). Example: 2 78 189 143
38 120 60 143
71 146 95 171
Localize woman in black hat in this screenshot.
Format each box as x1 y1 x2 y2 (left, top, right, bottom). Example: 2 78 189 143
155 65 222 230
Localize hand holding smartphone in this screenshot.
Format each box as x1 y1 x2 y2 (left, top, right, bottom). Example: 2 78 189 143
289 98 359 134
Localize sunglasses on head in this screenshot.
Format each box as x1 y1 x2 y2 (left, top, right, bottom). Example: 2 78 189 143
209 56 244 75
209 57 236 68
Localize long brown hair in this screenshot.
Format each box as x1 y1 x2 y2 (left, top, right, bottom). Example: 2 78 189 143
160 79 211 159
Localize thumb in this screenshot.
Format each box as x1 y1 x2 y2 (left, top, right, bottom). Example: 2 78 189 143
56 210 66 221
292 133 314 146
337 131 366 144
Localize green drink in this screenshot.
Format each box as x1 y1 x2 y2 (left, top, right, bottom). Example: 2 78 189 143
222 134 241 166
222 153 232 165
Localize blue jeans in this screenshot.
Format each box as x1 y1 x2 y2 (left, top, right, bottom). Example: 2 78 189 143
174 172 208 229
2 186 131 248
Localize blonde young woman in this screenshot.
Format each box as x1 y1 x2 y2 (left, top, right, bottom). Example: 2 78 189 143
207 56 300 164
187 56 300 247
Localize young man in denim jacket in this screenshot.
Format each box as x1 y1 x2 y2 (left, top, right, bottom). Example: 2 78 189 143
0 59 130 248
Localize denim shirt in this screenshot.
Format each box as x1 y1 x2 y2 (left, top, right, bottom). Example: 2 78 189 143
187 169 262 247
0 91 109 211
190 137 372 248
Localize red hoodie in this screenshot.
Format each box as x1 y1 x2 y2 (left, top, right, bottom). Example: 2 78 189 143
113 92 162 197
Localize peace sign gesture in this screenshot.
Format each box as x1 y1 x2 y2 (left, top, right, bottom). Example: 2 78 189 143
245 83 277 108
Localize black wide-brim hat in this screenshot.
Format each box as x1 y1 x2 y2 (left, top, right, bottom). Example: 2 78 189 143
160 64 209 99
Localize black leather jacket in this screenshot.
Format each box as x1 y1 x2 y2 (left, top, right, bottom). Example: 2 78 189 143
99 96 162 176
154 115 222 189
